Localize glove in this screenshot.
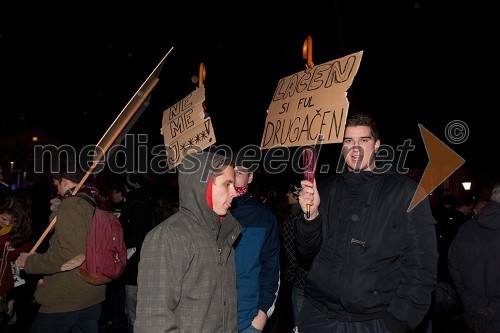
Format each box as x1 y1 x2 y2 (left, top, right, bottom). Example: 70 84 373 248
50 197 62 212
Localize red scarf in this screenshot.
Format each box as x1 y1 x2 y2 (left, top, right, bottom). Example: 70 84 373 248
235 186 248 197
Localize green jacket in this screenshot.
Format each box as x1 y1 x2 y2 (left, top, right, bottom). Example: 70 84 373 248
135 152 241 333
25 193 105 313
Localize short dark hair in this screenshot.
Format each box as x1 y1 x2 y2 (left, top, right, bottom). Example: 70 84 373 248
346 112 379 142
212 158 235 180
52 158 86 184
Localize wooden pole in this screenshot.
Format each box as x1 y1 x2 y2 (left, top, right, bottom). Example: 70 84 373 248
30 47 173 253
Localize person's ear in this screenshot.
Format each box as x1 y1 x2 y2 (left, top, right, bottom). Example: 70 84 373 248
247 173 254 184
60 178 72 196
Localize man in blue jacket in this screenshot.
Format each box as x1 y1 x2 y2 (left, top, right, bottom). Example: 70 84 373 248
230 161 280 332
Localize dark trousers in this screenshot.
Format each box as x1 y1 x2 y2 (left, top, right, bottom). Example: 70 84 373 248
296 299 391 333
29 303 101 333
463 308 500 333
9 283 39 333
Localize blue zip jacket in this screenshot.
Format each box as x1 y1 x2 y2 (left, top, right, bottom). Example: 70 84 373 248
231 192 280 332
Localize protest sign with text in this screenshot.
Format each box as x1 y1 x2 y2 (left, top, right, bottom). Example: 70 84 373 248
161 84 216 169
261 51 363 149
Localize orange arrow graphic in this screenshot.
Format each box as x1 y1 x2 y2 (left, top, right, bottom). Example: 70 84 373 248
408 124 465 212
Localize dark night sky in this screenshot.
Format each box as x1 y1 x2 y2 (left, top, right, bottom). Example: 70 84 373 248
0 1 495 183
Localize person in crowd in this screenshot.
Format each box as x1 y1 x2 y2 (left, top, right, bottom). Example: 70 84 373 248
135 151 241 333
17 159 107 332
0 192 33 330
472 199 488 216
100 180 128 333
296 112 438 333
435 195 474 282
108 183 126 220
121 173 158 333
448 181 500 332
441 197 474 237
283 182 310 325
0 166 12 202
432 194 457 223
230 161 280 332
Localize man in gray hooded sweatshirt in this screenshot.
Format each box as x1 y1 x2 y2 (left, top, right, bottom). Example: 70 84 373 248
135 151 241 333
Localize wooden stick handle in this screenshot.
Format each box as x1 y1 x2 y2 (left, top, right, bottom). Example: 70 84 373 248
29 75 159 253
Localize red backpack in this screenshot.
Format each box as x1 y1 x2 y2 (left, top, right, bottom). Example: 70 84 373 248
76 195 127 285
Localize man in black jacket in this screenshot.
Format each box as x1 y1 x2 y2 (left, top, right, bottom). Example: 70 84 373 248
448 182 500 332
121 173 158 333
296 113 438 333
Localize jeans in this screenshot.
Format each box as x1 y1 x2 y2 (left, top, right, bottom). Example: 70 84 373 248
29 303 101 333
124 284 137 333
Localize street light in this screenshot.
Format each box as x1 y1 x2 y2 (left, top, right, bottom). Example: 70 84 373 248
462 181 472 191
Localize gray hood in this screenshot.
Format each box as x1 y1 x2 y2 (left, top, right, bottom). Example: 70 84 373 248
177 151 232 230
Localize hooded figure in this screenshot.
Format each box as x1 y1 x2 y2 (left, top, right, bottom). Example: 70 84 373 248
448 183 500 333
135 151 241 333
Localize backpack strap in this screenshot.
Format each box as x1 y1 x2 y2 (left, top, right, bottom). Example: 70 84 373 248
75 194 96 208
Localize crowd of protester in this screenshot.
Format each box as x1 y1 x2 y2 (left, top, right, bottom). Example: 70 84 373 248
0 139 497 333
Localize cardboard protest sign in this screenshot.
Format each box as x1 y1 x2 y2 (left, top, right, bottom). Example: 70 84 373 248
261 51 363 149
161 84 216 169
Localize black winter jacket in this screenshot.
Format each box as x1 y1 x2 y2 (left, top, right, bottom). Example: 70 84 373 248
448 201 500 326
122 187 157 285
296 171 438 331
